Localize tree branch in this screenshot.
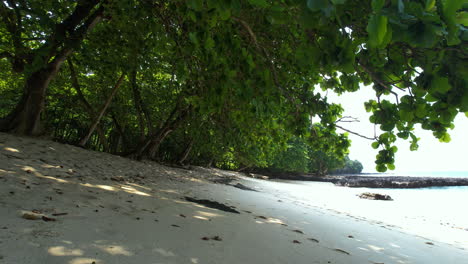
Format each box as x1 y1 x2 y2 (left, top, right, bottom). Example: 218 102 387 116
232 17 300 114
335 124 377 140
359 62 400 104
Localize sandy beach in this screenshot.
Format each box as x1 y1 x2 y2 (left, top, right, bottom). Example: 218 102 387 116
1 132 467 264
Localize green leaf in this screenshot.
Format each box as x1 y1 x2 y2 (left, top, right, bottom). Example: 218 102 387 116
367 15 388 47
248 0 268 8
371 0 385 12
425 0 436 11
387 163 395 170
439 132 451 143
307 0 329 11
204 36 215 50
331 0 346 4
187 0 204 11
455 11 468 26
371 142 380 149
429 76 452 94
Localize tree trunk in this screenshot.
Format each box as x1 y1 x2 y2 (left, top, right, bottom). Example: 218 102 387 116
0 64 64 135
178 139 194 165
68 58 109 151
134 106 191 160
130 71 147 142
0 2 103 135
79 73 125 147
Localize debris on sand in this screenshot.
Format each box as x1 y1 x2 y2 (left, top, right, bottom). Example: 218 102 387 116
357 192 393 201
184 197 240 214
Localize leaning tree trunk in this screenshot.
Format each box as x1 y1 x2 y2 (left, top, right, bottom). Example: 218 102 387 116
178 139 194 165
0 62 67 135
68 58 109 151
0 1 104 135
79 73 125 147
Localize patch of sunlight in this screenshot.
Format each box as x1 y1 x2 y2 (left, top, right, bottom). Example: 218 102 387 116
23 166 70 183
48 246 83 256
42 164 62 169
159 189 179 194
266 218 285 225
22 166 36 172
255 220 264 224
0 169 15 174
69 258 101 264
358 247 370 251
390 243 401 248
48 147 56 151
153 248 175 257
126 182 152 191
193 215 210 221
368 245 385 251
96 245 133 256
188 178 204 183
191 258 199 263
80 183 117 192
39 175 69 183
197 211 223 218
4 147 20 152
174 199 191 204
120 185 151 196
62 240 73 245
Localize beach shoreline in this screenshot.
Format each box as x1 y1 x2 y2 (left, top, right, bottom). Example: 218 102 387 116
1 132 467 263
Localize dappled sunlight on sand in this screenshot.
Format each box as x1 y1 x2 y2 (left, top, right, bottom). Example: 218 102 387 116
120 185 151 196
153 248 176 257
193 215 210 221
94 244 133 256
125 182 152 191
22 165 70 183
48 246 84 256
80 183 117 192
68 258 102 264
4 147 20 152
197 210 223 218
368 244 385 252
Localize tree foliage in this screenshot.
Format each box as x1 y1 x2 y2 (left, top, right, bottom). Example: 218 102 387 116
0 0 466 172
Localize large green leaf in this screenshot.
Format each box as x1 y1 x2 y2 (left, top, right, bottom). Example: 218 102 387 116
307 0 330 11
366 14 388 47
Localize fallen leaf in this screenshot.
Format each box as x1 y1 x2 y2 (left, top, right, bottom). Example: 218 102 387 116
179 214 186 218
292 240 301 244
426 242 434 245
201 237 210 240
212 236 222 241
52 213 68 216
292 229 304 234
333 249 350 255
41 215 56 222
348 235 354 238
256 215 267 219
171 224 180 228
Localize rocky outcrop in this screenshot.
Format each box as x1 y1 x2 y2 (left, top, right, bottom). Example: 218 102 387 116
358 192 393 201
333 176 468 188
245 171 468 189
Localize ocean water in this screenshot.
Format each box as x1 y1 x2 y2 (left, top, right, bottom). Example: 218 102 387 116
264 179 468 249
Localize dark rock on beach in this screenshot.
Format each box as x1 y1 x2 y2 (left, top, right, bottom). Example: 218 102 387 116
358 192 393 201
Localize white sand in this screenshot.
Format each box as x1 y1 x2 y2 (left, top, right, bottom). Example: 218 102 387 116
1 132 467 264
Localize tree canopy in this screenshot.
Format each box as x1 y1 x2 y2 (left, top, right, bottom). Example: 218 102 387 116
0 0 466 172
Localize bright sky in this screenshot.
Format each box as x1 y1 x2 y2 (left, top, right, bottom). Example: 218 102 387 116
325 87 468 173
